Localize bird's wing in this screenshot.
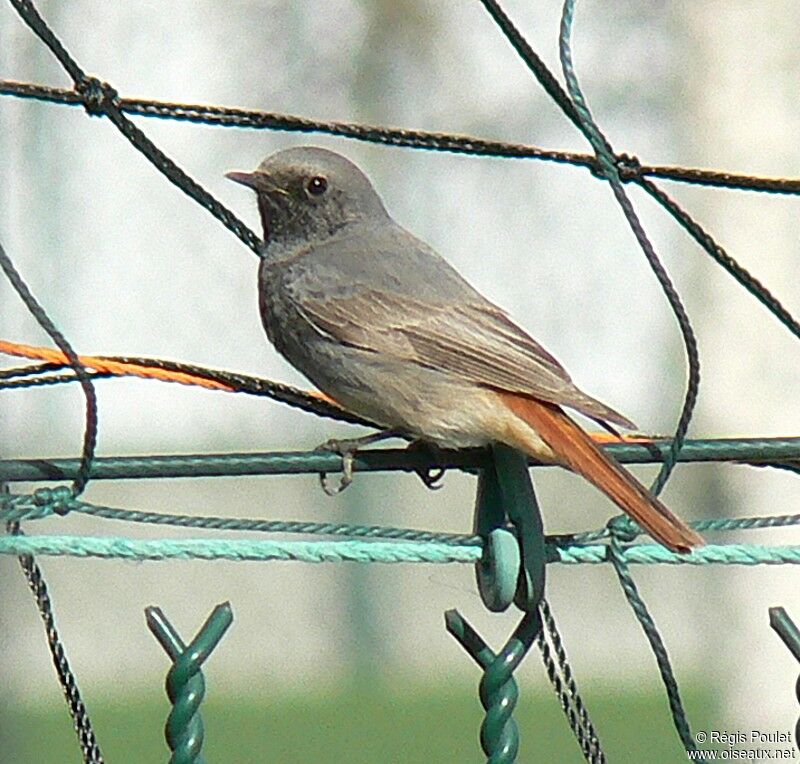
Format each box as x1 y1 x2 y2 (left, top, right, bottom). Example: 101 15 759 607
298 287 634 428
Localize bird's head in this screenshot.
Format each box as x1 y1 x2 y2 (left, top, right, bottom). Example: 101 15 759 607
226 146 388 250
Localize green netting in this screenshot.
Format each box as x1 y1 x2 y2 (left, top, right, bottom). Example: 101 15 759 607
3 0 800 762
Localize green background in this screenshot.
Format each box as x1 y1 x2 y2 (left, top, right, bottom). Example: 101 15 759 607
3 683 716 763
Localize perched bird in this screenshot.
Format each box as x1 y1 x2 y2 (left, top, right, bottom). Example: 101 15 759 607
226 146 702 552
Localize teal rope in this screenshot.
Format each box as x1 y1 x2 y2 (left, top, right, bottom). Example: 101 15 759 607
4 492 799 544
558 0 699 500
606 533 695 753
0 535 483 563
3 491 800 544
0 493 481 545
563 511 800 545
1 535 798 566
558 1 702 751
558 543 800 566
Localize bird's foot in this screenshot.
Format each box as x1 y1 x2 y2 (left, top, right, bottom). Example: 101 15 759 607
406 440 447 491
315 429 402 496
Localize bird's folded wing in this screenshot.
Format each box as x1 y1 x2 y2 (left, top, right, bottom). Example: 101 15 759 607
299 288 634 427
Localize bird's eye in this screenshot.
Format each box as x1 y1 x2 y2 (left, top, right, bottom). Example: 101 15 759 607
306 175 328 196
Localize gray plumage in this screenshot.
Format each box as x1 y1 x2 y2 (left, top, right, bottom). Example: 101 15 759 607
228 146 635 444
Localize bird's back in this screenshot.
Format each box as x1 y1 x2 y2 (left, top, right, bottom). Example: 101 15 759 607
267 218 485 307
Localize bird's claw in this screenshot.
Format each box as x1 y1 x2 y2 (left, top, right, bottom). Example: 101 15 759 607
316 432 402 495
315 429 436 494
317 437 346 453
406 440 448 491
415 465 445 490
319 452 355 495
315 438 358 495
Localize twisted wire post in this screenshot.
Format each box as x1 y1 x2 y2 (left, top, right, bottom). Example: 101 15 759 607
446 609 542 763
145 602 234 764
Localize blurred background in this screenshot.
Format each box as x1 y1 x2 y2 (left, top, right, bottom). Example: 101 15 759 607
2 1 800 761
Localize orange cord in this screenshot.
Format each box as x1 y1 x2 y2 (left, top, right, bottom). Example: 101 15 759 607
0 338 655 442
590 431 659 444
0 338 235 391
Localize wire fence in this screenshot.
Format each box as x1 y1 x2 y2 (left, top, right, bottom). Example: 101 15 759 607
3 0 800 761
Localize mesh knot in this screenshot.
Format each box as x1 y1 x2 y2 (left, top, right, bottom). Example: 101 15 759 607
33 486 74 515
616 153 643 182
76 76 118 116
605 514 639 543
589 152 642 183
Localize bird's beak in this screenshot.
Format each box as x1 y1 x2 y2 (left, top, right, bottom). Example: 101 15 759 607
225 170 260 189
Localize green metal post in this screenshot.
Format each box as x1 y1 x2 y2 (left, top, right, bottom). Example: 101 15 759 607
145 602 233 764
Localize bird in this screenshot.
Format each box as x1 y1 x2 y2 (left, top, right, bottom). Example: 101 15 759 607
226 146 703 552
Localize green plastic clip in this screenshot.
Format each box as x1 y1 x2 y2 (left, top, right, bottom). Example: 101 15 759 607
474 443 546 612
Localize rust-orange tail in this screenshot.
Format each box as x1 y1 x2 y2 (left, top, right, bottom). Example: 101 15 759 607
500 393 703 552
